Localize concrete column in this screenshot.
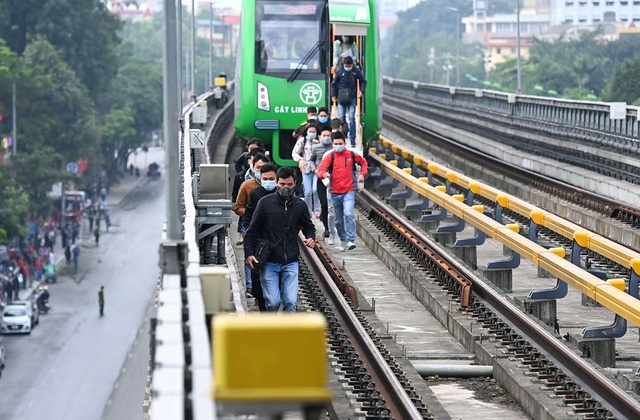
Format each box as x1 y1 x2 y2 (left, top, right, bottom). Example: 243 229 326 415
576 337 616 368
387 197 406 210
480 269 512 293
433 232 456 246
452 246 477 270
516 297 557 327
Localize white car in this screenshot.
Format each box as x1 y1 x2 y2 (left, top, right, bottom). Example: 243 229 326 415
12 300 39 328
1 304 32 334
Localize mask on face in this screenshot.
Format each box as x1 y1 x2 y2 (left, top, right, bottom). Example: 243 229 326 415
333 144 345 153
308 115 317 120
344 66 353 72
261 180 276 191
318 117 328 124
307 132 317 140
321 136 331 145
255 171 262 180
277 185 295 200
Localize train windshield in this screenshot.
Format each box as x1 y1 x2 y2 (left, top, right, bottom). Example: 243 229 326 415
256 1 325 76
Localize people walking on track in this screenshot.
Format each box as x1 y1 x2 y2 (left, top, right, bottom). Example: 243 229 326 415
316 131 368 252
98 286 105 316
244 167 316 312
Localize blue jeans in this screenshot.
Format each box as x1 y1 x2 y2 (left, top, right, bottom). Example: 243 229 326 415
302 172 319 213
260 261 299 312
337 98 357 144
331 190 355 242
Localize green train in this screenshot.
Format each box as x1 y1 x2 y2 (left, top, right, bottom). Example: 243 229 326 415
234 0 382 166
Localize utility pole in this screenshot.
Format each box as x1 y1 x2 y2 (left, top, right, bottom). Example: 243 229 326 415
190 0 196 101
177 0 183 109
163 0 180 240
446 7 461 86
516 0 522 93
12 80 17 155
209 2 213 90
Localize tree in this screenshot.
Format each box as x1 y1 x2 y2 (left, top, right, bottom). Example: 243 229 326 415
18 37 98 160
8 146 70 218
0 0 122 98
101 106 138 177
602 54 640 104
0 167 29 240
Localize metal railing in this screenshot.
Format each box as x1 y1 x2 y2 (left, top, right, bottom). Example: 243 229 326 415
383 77 640 153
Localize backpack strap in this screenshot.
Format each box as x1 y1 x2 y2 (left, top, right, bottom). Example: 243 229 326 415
328 150 357 175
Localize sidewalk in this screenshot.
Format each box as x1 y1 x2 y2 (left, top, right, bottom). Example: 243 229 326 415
18 171 150 301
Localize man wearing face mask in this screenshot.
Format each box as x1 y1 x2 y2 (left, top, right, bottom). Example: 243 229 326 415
331 56 366 148
316 107 331 132
242 163 279 311
317 132 368 251
244 167 316 312
234 154 270 296
310 128 335 242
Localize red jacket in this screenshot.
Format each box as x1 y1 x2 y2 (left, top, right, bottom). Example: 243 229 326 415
317 150 368 194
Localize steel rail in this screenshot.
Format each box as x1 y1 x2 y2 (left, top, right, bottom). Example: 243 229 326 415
299 236 424 419
359 190 640 419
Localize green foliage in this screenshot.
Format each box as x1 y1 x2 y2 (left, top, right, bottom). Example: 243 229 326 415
101 106 138 175
0 167 29 240
8 146 69 218
18 37 98 159
601 54 640 104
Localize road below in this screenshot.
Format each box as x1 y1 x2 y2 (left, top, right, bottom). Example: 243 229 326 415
0 149 165 420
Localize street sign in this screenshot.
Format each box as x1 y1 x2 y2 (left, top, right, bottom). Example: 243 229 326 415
66 162 79 173
192 106 208 124
190 130 205 149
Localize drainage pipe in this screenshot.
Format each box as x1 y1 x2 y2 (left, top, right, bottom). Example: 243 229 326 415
411 363 493 379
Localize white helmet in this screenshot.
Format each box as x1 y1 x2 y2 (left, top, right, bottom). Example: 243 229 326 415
43 286 48 291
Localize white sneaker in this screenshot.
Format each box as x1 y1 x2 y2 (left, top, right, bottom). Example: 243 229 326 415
346 241 356 250
327 233 336 245
336 241 347 252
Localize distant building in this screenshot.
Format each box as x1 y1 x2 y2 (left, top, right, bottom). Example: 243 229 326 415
550 0 640 26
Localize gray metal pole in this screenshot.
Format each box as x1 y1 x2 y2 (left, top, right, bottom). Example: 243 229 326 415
209 2 213 90
163 0 181 240
12 81 16 155
516 0 522 93
456 10 460 86
177 0 183 109
191 0 196 101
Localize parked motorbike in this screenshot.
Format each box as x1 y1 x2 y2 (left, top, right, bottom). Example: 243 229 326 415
37 301 51 314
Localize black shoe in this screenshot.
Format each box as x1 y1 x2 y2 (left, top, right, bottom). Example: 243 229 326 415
323 231 330 238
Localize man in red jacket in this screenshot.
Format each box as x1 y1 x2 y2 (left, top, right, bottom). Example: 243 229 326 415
316 132 368 251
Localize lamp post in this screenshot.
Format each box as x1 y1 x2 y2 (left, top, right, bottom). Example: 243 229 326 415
446 7 461 86
516 0 522 93
190 0 196 100
209 2 213 90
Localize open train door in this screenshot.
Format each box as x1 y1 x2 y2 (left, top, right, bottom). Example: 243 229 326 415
328 0 371 152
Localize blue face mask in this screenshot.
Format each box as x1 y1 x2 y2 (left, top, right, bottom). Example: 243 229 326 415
318 117 328 124
261 180 276 191
333 144 345 153
307 132 317 140
255 171 262 180
344 66 353 72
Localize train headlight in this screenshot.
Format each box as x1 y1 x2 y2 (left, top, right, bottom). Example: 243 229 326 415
258 82 270 112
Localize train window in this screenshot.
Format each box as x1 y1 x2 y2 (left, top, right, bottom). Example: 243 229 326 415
256 1 325 76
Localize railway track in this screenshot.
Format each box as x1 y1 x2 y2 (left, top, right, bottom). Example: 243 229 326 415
383 93 640 228
353 189 640 419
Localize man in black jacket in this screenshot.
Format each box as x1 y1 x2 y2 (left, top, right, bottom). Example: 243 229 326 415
242 163 278 311
244 167 316 312
330 56 366 147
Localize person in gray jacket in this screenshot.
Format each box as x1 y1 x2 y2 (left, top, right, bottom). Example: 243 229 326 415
310 128 335 242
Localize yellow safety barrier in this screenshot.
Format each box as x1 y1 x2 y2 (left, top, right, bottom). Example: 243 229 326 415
378 136 640 275
212 313 331 402
369 152 640 327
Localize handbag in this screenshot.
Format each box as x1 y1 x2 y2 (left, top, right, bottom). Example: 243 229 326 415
337 87 353 105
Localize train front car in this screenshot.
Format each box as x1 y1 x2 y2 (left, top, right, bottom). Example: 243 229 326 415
235 0 328 167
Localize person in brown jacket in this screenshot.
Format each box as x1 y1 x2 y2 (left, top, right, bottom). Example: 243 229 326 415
234 153 270 296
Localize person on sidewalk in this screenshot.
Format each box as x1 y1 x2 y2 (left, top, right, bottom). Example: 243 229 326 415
98 286 105 316
94 225 100 246
316 131 368 252
72 244 80 274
